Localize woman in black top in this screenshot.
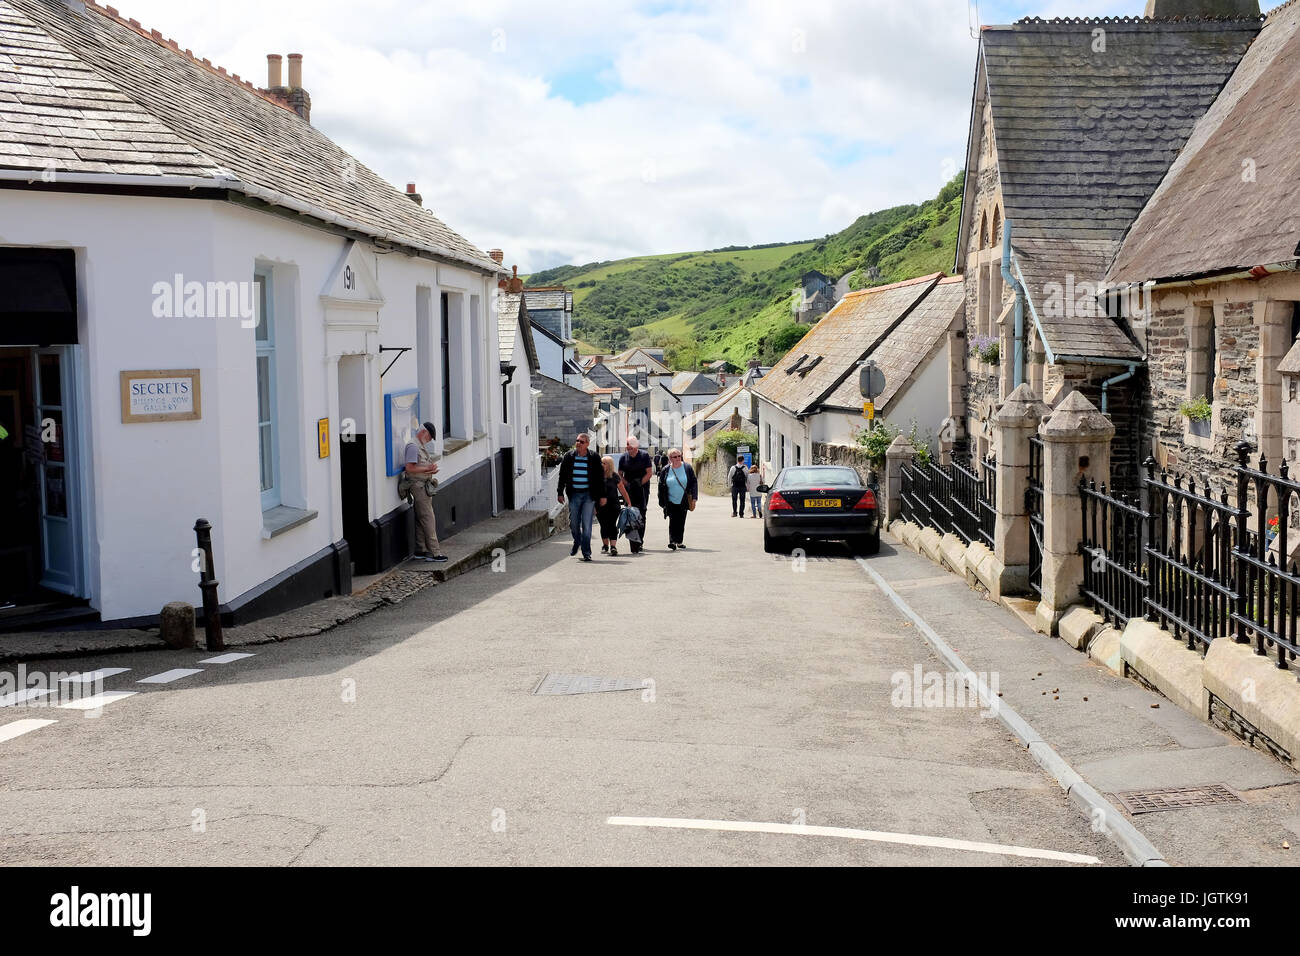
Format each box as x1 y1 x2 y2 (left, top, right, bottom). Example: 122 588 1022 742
597 456 633 556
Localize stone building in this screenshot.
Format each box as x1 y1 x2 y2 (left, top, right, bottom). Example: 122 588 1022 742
1108 0 1300 499
955 5 1262 485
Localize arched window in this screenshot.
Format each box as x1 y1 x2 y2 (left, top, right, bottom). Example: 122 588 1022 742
979 210 989 250
991 207 1002 248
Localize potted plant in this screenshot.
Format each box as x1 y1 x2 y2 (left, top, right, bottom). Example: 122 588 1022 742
969 335 1000 366
1179 395 1212 438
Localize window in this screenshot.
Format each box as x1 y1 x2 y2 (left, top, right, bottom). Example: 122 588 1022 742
1187 304 1216 440
440 293 452 438
795 443 802 466
766 423 772 461
254 269 279 510
470 295 484 435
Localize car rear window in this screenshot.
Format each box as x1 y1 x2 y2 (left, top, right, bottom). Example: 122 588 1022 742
780 468 860 487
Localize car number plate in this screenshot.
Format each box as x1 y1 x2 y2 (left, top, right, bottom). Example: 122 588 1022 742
805 499 841 508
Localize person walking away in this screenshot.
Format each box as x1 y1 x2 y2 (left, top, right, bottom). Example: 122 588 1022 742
618 436 654 553
729 455 750 516
557 433 605 562
404 422 448 563
597 456 633 555
746 464 764 518
657 448 698 551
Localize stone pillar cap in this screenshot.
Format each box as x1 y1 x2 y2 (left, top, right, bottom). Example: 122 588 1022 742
885 435 916 456
993 382 1051 426
1041 390 1115 440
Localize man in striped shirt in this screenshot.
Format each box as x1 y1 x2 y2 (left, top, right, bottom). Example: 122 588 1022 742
557 433 606 562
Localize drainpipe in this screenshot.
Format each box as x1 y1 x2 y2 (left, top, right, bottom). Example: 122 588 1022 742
1100 364 1137 416
1000 219 1026 388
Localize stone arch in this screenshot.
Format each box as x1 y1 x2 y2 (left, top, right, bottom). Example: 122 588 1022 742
979 209 989 250
990 206 1002 249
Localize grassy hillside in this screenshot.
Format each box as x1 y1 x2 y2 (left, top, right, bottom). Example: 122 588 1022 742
528 172 963 369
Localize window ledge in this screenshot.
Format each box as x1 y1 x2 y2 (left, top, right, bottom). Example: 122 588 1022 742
262 505 318 539
443 438 472 455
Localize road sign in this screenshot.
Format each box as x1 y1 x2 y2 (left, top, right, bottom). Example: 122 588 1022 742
859 361 886 400
864 401 875 421
737 445 750 454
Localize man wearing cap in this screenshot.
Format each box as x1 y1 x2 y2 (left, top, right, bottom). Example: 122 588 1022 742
404 422 447 563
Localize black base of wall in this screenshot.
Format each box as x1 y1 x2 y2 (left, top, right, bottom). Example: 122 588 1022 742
214 539 352 626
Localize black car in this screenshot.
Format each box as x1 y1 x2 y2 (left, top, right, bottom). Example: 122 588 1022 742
760 465 880 556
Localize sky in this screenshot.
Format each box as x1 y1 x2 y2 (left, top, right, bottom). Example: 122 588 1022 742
107 0 1137 272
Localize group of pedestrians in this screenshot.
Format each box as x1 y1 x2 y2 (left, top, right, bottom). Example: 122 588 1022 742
729 457 765 518
558 434 697 561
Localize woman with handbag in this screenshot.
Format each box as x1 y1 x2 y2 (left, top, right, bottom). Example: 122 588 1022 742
597 456 633 556
657 447 698 551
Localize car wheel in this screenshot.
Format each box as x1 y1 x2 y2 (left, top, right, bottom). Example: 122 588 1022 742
853 531 881 557
763 530 788 554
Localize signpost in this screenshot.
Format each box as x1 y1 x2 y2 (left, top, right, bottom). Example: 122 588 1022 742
859 361 885 421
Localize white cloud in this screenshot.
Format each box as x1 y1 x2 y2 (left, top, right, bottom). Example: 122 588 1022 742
100 0 1144 272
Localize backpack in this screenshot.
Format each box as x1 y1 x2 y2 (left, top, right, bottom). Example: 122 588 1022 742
731 463 749 489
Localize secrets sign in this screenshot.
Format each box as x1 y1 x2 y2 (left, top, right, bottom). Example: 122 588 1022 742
120 369 202 423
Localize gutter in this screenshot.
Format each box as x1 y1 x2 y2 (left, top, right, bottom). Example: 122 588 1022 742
1010 257 1056 366
0 168 504 276
1109 260 1298 295
1001 219 1027 388
1100 364 1137 416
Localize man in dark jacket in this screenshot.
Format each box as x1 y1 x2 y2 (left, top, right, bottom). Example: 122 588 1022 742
557 433 606 562
728 455 750 517
618 435 654 554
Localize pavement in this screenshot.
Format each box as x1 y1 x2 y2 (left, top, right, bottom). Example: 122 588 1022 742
0 496 1127 867
0 507 554 664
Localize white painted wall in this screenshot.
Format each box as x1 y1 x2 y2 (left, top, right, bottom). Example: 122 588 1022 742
0 188 500 621
756 397 811 477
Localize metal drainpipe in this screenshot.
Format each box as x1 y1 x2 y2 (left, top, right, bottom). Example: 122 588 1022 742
1000 219 1026 388
1100 364 1137 415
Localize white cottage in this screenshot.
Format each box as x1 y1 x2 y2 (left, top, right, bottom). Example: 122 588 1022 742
0 0 507 626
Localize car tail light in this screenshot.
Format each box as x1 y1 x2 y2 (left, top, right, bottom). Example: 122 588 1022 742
768 491 793 511
854 489 877 511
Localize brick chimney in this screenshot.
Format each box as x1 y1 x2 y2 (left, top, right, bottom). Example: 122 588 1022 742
405 182 423 206
265 52 311 122
1144 0 1258 15
508 266 524 294
489 249 504 264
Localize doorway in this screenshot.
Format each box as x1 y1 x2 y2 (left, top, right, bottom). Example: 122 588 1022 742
337 354 373 574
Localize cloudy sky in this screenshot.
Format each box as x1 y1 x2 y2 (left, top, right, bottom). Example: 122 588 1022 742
112 0 1135 271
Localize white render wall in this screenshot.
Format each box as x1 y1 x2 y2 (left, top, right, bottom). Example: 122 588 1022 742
0 188 500 621
756 397 811 477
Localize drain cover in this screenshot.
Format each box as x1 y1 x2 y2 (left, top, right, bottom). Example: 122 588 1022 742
1112 784 1243 815
532 673 644 696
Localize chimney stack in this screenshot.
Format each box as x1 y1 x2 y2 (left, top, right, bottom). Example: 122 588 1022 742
287 53 303 88
489 249 504 264
405 182 423 206
265 53 311 123
507 266 524 294
267 54 282 88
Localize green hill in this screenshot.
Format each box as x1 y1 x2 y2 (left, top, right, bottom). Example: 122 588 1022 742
527 172 964 370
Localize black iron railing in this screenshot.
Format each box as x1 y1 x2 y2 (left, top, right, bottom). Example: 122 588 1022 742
951 456 997 549
901 453 995 548
1080 480 1149 630
1027 436 1044 597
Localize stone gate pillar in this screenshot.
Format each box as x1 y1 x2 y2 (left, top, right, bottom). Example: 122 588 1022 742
883 435 915 527
1035 391 1114 635
977 384 1050 598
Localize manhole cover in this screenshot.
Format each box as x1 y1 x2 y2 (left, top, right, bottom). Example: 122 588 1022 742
532 673 644 696
1112 784 1243 815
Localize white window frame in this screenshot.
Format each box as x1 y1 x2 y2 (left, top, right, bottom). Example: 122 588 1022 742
255 269 280 511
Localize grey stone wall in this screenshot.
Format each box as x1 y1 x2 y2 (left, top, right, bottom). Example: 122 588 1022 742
536 374 593 445
812 441 875 481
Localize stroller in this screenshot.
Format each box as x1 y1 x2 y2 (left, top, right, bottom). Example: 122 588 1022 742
616 505 644 553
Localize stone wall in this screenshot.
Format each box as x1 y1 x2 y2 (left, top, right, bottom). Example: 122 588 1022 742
812 441 875 481
536 374 593 445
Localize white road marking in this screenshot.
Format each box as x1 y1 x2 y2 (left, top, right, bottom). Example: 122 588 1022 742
607 816 1102 865
0 718 57 742
0 688 51 707
199 653 255 664
137 668 203 684
58 691 137 711
59 668 130 684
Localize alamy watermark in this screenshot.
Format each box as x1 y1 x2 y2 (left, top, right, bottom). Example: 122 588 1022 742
890 664 1000 717
150 273 258 326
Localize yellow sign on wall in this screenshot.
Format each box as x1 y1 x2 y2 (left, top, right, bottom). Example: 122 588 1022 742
318 418 330 459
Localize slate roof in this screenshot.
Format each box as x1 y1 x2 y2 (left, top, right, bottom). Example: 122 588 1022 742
684 382 751 429
755 274 944 417
669 371 722 396
1109 2 1300 283
982 17 1261 246
822 277 965 413
0 0 499 273
497 291 540 373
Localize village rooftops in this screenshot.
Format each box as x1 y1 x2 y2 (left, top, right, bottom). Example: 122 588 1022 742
0 0 501 274
668 371 722 396
497 292 540 373
1109 1 1300 284
755 273 952 417
522 289 573 312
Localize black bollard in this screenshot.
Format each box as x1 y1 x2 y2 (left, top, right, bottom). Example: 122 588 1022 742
194 518 224 651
